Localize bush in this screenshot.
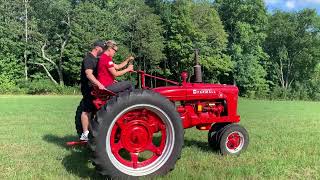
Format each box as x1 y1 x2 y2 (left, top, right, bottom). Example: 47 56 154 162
0 77 80 95
17 79 80 95
0 75 25 94
56 85 81 95
268 82 320 101
269 86 290 100
291 87 309 100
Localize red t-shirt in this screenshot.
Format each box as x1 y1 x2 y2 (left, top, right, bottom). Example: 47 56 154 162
97 54 115 87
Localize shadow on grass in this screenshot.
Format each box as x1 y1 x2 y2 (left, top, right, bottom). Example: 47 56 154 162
42 135 218 179
43 134 107 180
184 138 219 154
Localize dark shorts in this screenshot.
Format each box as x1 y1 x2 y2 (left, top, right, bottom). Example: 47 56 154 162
81 88 95 112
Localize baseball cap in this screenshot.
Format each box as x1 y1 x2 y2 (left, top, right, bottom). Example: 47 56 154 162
93 40 106 49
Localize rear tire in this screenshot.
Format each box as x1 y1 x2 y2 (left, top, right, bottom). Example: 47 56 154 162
90 90 184 179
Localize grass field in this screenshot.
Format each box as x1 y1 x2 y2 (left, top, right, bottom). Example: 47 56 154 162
0 96 319 179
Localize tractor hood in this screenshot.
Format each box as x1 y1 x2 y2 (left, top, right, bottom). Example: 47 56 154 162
152 83 239 101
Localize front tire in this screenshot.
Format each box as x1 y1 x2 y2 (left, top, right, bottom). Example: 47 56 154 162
208 123 229 149
90 90 183 179
218 124 249 155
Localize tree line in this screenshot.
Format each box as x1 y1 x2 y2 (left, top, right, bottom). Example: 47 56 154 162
1 0 320 100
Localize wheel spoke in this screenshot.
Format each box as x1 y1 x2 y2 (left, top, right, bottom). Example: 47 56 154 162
141 109 148 116
130 152 139 169
116 120 125 130
125 112 140 120
146 143 162 156
111 142 123 154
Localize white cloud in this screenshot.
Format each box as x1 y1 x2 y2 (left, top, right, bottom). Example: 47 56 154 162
265 0 320 12
286 1 296 9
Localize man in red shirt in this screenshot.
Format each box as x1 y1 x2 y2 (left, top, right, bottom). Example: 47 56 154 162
97 40 134 93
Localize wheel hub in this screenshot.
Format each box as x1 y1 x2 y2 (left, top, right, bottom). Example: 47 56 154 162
225 131 244 153
122 120 152 152
227 132 241 149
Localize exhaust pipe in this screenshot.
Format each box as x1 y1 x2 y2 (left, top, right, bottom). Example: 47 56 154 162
194 49 202 83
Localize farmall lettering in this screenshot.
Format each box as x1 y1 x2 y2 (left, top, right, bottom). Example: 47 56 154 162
193 89 215 94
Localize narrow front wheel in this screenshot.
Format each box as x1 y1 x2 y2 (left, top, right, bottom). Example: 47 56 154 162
218 124 249 155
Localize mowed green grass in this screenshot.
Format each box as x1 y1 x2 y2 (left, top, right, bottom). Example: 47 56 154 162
0 96 319 179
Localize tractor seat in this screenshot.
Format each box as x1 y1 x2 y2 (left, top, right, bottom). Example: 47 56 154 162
91 87 117 110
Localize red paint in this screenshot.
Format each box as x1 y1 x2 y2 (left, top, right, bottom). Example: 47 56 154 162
91 71 241 129
83 70 244 166
66 141 87 146
226 132 241 150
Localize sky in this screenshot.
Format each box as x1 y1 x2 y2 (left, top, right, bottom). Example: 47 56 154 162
265 0 320 13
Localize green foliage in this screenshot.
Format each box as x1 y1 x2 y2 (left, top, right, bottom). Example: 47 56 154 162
66 1 120 83
132 4 165 73
215 0 269 95
265 10 320 90
0 0 25 82
109 1 166 75
0 74 23 94
17 79 80 95
1 0 320 100
161 0 232 82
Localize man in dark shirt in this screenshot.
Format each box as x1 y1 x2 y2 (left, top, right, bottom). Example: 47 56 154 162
79 40 106 141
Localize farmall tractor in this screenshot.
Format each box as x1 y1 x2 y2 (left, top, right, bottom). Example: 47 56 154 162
73 50 249 179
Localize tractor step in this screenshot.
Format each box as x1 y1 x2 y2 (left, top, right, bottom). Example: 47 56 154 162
66 140 88 147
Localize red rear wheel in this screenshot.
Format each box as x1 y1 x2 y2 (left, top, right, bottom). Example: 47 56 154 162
107 105 175 175
90 90 183 179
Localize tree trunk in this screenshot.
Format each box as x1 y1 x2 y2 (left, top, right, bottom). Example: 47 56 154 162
56 15 71 86
58 39 67 86
31 62 58 85
143 56 146 71
279 58 285 88
41 43 61 85
24 0 28 81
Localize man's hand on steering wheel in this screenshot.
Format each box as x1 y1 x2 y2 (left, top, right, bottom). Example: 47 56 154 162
127 56 134 65
127 64 134 72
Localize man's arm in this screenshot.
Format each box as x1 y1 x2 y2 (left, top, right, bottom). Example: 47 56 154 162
114 56 134 70
85 69 105 90
108 65 133 77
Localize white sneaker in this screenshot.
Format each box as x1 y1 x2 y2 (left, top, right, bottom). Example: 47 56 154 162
80 131 89 141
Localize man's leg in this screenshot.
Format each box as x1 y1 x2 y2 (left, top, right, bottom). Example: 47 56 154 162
106 81 133 93
81 111 90 133
80 93 94 141
80 110 90 141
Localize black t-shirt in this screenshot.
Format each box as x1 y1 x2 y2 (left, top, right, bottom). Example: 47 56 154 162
80 53 98 93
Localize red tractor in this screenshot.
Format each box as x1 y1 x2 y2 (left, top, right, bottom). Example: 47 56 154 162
74 51 249 179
